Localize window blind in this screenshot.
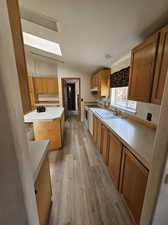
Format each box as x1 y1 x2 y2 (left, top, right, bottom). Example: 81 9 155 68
110 66 130 88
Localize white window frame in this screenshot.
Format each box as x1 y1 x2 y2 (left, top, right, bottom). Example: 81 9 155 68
23 32 62 56
110 87 136 113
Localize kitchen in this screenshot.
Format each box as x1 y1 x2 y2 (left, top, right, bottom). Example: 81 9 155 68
1 1 168 225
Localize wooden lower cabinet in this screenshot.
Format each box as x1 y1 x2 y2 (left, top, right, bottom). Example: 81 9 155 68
119 147 148 225
34 113 64 150
92 116 149 224
93 115 101 151
35 155 52 225
100 124 109 163
108 132 122 189
96 119 102 150
93 115 97 144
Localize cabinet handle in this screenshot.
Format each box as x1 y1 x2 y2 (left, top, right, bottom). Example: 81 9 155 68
35 189 38 195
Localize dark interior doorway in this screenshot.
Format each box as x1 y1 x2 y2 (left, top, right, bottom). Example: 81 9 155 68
62 78 81 120
67 83 76 111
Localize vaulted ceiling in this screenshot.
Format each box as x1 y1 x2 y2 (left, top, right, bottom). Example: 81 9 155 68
19 0 168 74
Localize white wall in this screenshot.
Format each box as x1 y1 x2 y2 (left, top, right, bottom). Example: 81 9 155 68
26 57 97 120
26 55 58 77
57 64 97 120
0 1 39 225
111 55 161 125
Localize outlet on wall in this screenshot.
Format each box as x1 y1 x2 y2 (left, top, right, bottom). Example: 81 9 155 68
146 113 152 121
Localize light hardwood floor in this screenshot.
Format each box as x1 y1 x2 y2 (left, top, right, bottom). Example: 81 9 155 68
48 116 133 225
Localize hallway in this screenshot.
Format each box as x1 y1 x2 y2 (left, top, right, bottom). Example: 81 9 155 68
48 117 133 225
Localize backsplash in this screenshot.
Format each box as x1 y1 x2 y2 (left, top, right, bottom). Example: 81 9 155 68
97 97 161 126
135 102 160 125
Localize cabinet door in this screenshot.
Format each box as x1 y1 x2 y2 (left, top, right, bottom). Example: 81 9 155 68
108 132 122 188
152 25 168 104
99 70 110 97
93 115 97 144
34 119 62 150
91 75 94 89
100 125 109 163
35 156 52 225
95 73 100 89
128 33 160 102
92 75 97 89
96 118 102 151
34 77 47 94
120 147 148 225
46 78 59 94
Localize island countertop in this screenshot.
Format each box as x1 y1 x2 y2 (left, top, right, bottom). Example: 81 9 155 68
24 107 64 123
91 108 156 170
28 140 49 182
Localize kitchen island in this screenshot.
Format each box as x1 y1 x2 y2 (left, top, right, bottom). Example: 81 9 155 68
25 107 64 150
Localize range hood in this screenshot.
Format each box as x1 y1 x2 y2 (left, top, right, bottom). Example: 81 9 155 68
90 87 98 92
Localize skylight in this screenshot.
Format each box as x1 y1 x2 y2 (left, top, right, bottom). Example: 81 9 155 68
23 32 62 56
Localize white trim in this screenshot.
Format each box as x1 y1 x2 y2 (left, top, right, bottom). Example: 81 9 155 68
111 53 131 67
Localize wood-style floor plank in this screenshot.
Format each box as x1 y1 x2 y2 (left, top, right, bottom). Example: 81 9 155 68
48 116 133 225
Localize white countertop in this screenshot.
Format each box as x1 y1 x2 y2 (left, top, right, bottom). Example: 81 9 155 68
28 140 49 182
24 107 64 122
91 108 156 169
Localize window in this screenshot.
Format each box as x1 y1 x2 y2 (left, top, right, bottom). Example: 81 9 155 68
111 87 136 112
23 32 62 56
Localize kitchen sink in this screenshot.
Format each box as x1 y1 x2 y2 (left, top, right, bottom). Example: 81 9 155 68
95 109 117 119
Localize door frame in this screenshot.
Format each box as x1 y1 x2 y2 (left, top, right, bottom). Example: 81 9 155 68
61 77 81 120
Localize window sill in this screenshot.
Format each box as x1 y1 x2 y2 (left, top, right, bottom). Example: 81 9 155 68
110 104 136 114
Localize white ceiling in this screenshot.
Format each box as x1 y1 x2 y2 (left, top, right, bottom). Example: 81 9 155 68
19 0 168 74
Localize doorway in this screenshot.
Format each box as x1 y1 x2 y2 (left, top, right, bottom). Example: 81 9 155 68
61 78 81 120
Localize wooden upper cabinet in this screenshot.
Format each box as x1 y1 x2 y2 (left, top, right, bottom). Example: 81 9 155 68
7 0 31 114
34 78 47 94
108 132 123 189
152 25 168 104
45 78 59 94
91 73 99 89
33 77 59 94
119 147 148 225
91 69 110 97
128 33 160 102
99 70 110 97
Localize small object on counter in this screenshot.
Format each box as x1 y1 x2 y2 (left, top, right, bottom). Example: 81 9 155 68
37 106 46 113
